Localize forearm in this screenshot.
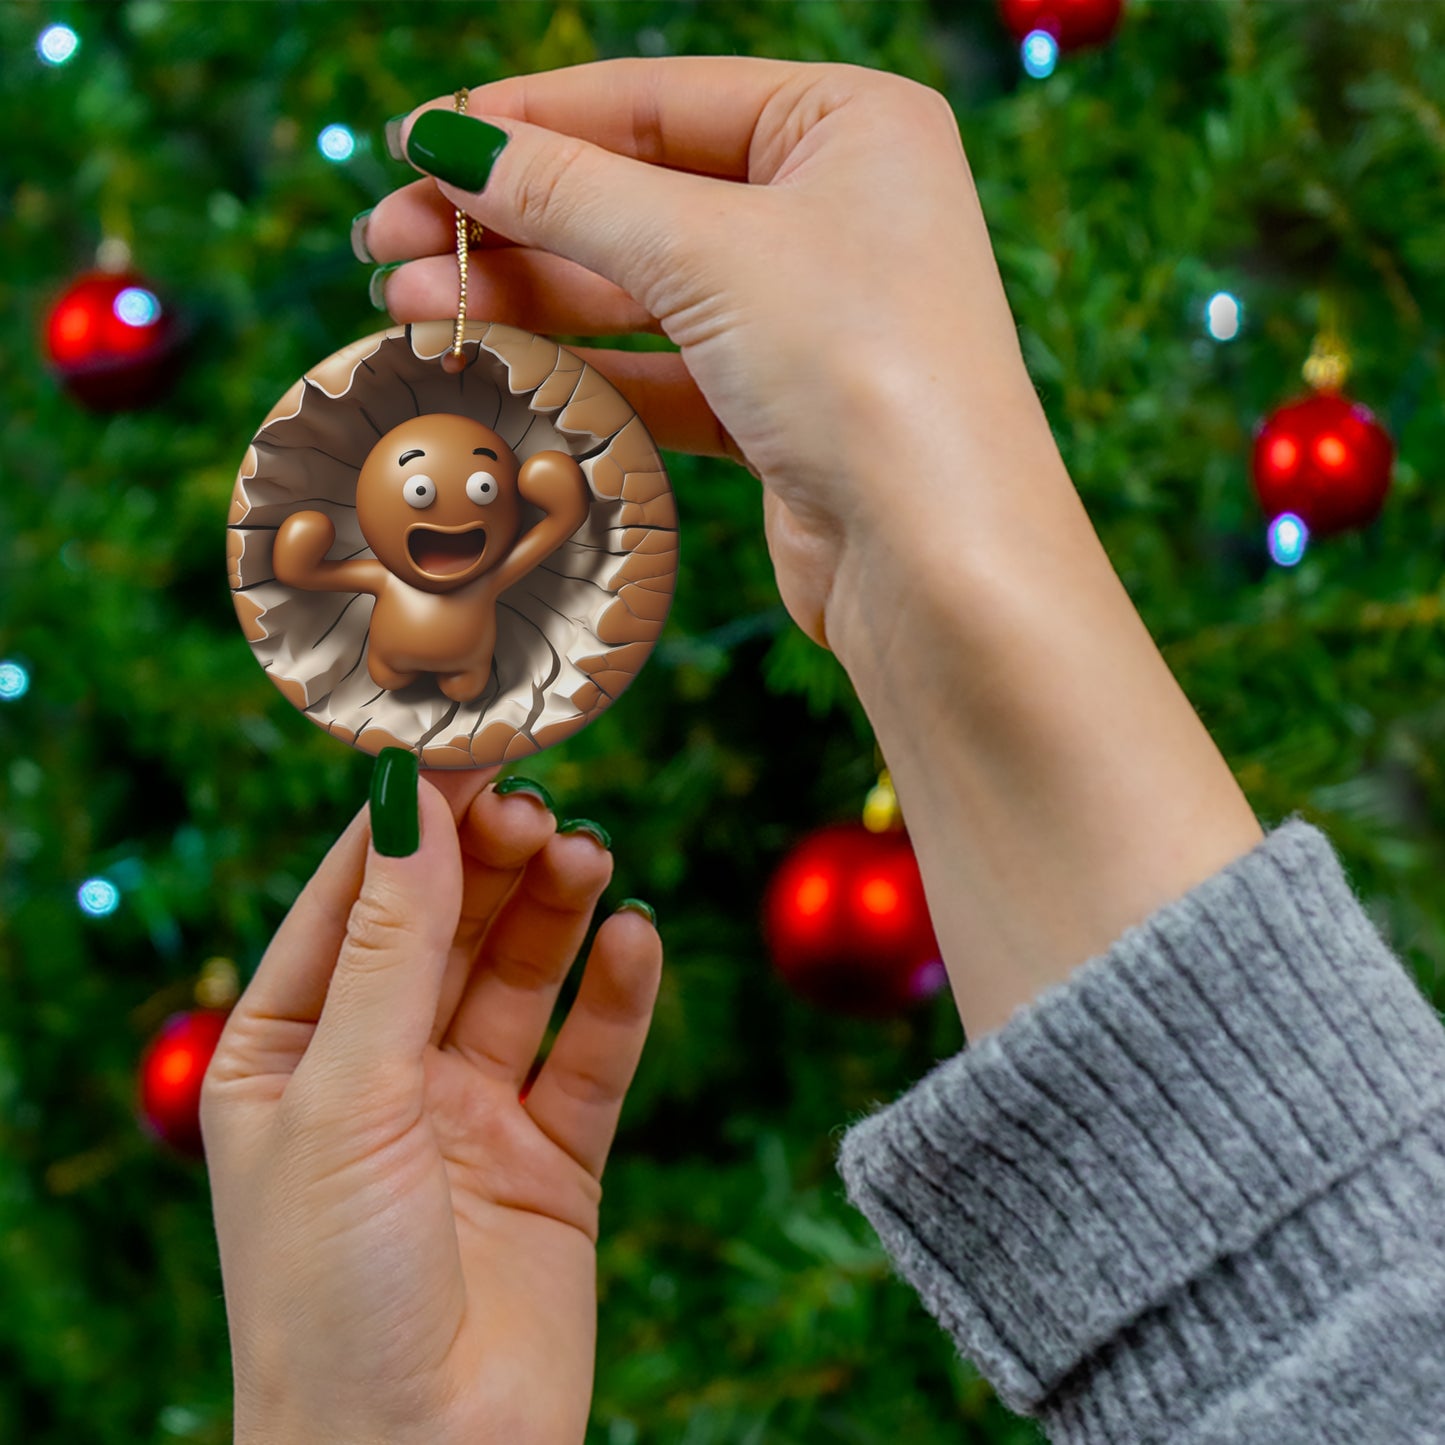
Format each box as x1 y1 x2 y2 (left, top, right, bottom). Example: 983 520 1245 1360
826 381 1262 1041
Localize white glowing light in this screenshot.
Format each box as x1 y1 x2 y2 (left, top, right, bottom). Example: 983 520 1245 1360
114 287 161 327
78 878 121 917
1206 291 1243 342
318 124 356 162
1268 512 1309 567
0 661 29 700
38 24 79 66
1022 30 1059 79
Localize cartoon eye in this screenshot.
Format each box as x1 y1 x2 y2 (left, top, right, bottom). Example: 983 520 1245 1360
402 475 437 509
466 470 499 506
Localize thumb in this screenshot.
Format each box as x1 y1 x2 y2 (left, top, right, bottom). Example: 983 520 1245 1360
302 751 462 1091
396 105 747 321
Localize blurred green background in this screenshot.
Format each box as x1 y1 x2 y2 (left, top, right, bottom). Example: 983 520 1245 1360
2 1 1444 1441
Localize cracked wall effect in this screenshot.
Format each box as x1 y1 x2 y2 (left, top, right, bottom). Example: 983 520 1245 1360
228 320 678 767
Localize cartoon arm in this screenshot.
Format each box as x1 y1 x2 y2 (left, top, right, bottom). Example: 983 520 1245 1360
272 510 386 596
489 451 591 595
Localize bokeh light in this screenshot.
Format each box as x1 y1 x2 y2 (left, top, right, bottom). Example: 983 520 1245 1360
317 124 356 162
78 878 121 917
0 660 29 700
114 287 162 328
1205 291 1242 341
1268 512 1309 567
1022 30 1059 79
37 24 79 66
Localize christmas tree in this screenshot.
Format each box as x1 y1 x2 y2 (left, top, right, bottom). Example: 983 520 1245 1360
2 2 1443 1441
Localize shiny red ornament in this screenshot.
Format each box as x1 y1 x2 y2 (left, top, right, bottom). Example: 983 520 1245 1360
1251 392 1394 538
763 822 945 1018
998 0 1125 49
137 1009 230 1158
44 269 182 410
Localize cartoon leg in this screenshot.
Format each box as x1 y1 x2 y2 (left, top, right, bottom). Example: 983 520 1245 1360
437 668 491 703
367 651 421 691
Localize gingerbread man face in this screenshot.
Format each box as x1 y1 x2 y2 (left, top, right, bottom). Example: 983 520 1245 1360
355 413 522 594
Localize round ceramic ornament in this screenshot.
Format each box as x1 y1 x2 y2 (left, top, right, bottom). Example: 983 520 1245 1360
227 317 678 767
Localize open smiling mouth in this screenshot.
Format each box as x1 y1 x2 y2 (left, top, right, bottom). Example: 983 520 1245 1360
407 524 488 577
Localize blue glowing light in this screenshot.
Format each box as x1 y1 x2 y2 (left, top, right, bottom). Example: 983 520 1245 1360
0 661 29 700
318 124 356 162
114 287 161 328
1022 30 1059 79
38 24 79 66
1205 291 1243 341
1268 512 1309 567
78 878 121 917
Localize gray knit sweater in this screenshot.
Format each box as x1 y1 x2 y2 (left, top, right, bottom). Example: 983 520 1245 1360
835 816 1445 1443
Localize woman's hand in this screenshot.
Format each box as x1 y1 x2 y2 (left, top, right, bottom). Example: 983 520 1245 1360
362 56 1061 655
362 59 1263 1043
201 763 662 1445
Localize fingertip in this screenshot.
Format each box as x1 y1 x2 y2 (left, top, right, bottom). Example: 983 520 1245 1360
599 901 664 964
614 897 656 928
459 775 558 869
421 766 499 826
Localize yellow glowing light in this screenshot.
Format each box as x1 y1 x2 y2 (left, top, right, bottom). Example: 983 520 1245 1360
1316 434 1347 468
859 877 900 917
794 873 831 917
159 1048 196 1087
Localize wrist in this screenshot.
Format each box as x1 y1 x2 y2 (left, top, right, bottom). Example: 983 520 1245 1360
823 403 1262 1040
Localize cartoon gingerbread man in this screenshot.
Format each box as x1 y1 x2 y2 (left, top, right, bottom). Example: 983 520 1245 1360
272 413 589 703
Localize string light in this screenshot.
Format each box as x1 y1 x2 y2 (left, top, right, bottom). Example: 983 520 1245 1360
1268 512 1309 568
0 660 29 701
1022 30 1060 78
77 878 121 917
1205 291 1242 341
37 24 79 66
113 287 162 327
317 124 356 162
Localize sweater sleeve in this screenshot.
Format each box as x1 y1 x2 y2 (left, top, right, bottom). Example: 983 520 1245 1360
834 816 1445 1444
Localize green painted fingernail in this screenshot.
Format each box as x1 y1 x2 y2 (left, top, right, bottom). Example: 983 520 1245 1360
369 261 403 311
559 818 611 850
494 775 555 812
350 208 375 264
370 748 419 857
405 110 510 192
384 113 409 162
618 898 656 926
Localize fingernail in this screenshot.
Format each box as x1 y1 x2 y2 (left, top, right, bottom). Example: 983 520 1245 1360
369 261 404 311
405 110 510 192
384 113 409 162
558 818 611 850
350 208 375 264
370 748 420 857
617 898 656 926
493 775 555 812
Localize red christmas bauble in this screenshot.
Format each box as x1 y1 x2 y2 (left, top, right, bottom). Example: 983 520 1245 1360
137 1009 230 1157
763 822 946 1018
44 269 182 410
998 0 1124 49
1251 391 1394 538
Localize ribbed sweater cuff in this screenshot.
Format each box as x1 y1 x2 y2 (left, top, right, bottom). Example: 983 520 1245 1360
834 816 1445 1435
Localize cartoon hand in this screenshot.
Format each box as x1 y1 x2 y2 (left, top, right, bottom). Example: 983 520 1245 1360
490 450 591 595
273 510 338 589
201 765 662 1445
274 509 385 597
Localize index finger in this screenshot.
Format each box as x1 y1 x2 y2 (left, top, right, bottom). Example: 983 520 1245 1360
399 54 817 183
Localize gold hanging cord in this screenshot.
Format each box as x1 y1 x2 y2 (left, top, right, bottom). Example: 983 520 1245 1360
442 88 488 374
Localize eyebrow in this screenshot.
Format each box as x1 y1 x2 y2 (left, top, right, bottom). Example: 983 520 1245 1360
474 447 497 459
398 449 425 465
